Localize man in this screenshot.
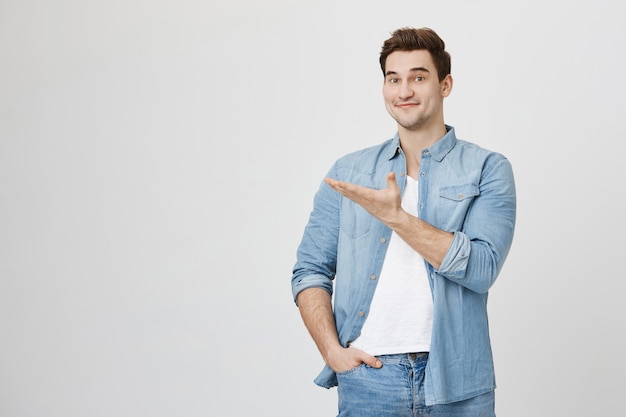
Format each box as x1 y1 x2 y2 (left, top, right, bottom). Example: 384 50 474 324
291 27 516 416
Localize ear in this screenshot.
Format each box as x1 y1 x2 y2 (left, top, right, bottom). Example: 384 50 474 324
440 74 453 97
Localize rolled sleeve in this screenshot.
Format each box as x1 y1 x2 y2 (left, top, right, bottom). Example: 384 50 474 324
291 167 341 306
291 273 334 305
435 155 516 294
438 231 471 278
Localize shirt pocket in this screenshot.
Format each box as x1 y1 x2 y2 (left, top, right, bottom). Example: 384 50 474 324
437 182 480 231
339 199 373 239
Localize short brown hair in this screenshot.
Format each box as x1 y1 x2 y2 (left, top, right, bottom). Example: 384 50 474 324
379 27 451 81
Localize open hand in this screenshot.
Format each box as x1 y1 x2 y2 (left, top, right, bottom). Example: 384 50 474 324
325 172 404 227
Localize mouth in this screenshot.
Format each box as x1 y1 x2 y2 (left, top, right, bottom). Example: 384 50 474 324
395 102 419 108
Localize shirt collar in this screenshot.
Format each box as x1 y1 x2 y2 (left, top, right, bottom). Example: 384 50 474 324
386 134 402 160
386 125 457 161
428 125 457 162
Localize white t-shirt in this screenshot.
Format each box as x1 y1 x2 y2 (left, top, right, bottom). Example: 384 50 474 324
349 176 433 355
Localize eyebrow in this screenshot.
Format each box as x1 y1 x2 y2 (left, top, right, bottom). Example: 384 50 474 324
385 67 430 76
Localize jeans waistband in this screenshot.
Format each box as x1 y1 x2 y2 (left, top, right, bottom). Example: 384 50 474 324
375 352 429 362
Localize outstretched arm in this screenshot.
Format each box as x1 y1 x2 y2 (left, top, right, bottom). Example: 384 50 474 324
297 287 382 372
325 172 453 269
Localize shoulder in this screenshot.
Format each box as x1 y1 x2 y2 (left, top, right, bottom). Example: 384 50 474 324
333 138 396 171
454 139 504 157
453 139 511 168
450 141 515 192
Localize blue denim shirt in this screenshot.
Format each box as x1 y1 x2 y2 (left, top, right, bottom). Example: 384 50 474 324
291 126 516 406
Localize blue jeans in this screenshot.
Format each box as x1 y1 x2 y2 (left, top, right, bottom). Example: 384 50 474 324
336 353 495 417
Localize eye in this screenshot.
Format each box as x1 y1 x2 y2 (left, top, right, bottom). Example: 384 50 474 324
414 76 425 82
389 78 399 84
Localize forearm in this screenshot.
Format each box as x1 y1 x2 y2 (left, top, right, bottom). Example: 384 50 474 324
325 172 453 270
388 210 453 270
296 287 342 364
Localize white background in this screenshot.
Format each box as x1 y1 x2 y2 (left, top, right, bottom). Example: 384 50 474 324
1 0 624 416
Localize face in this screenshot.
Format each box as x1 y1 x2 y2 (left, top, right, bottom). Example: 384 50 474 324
382 50 452 132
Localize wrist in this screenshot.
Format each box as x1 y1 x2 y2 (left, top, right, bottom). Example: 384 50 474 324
322 343 345 366
385 208 409 229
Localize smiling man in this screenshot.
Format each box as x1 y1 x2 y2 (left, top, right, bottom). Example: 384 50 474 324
292 27 516 417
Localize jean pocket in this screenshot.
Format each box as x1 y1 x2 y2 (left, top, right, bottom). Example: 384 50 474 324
336 363 366 377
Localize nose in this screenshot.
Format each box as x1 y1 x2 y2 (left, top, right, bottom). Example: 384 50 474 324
398 81 414 100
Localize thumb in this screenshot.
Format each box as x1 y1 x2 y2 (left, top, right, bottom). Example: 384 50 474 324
386 172 398 189
361 353 382 369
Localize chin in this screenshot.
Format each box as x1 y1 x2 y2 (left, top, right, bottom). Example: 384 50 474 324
398 119 427 131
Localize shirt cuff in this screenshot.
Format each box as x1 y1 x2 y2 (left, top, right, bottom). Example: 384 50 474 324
437 231 470 278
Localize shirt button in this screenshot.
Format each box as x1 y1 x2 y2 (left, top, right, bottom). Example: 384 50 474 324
458 194 463 199
420 172 425 177
359 311 365 317
380 237 386 243
370 275 377 280
400 171 406 177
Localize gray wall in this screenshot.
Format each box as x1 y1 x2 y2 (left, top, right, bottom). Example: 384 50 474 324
1 0 624 415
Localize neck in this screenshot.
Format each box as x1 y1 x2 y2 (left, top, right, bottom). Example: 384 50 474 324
398 122 447 149
398 123 447 179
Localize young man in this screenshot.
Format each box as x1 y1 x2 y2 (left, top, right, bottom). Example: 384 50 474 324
291 27 516 416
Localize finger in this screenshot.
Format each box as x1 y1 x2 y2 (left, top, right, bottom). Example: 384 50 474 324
325 178 364 198
324 178 351 193
386 172 398 190
360 353 382 368
324 177 338 187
